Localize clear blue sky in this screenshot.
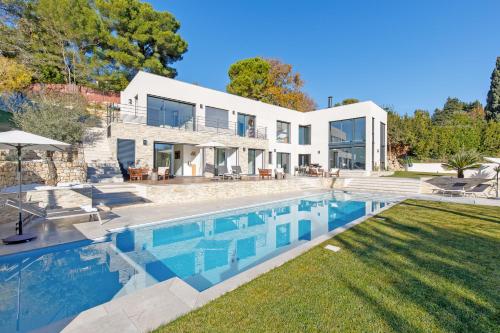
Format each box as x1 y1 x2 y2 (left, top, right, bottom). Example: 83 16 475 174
147 0 500 114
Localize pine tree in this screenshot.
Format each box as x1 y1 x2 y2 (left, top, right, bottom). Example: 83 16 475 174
485 57 500 121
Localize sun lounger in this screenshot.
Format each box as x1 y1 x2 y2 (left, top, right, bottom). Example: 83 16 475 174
46 205 103 224
464 183 492 198
5 198 47 218
232 165 243 180
217 165 234 180
6 199 103 225
205 163 222 181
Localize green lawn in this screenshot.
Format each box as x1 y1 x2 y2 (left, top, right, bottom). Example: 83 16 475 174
157 200 500 333
386 170 456 178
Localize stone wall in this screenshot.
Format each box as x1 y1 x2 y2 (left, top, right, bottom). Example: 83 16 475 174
109 122 269 175
0 150 87 188
145 178 331 205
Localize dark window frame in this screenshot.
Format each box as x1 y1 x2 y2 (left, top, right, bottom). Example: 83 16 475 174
299 125 311 145
277 120 291 144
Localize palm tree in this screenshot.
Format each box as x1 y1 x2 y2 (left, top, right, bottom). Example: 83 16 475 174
442 149 481 178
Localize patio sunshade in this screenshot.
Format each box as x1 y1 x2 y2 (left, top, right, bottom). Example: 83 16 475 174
196 141 226 148
0 130 70 151
0 130 70 244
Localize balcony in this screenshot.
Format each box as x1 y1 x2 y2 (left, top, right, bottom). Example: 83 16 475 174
106 103 267 140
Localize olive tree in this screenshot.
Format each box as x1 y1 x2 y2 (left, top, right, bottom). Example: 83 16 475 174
12 92 92 185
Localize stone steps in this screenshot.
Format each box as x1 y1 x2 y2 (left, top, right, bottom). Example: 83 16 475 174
342 177 421 194
83 127 124 183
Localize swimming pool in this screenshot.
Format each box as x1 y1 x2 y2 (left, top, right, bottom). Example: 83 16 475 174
0 192 395 332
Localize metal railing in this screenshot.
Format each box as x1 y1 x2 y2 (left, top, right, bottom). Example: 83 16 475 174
106 103 267 140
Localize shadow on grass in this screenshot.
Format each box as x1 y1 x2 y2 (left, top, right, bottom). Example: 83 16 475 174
333 200 499 332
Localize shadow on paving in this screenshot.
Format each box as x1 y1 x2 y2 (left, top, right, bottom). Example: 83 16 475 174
334 200 499 333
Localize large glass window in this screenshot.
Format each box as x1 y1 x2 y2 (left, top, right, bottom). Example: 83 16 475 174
353 118 366 142
277 121 291 143
205 106 229 129
147 95 195 128
380 122 386 170
298 154 311 167
329 117 365 144
276 152 291 173
299 125 311 145
154 142 173 175
237 113 256 138
328 147 366 170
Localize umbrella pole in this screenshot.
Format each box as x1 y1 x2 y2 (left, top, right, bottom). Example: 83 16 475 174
2 146 36 244
17 145 23 236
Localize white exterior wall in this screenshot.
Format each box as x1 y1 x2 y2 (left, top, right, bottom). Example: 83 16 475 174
120 71 387 172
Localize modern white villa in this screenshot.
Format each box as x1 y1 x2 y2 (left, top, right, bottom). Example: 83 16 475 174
105 71 387 179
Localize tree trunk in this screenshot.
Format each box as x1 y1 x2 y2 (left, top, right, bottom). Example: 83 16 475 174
46 151 58 186
457 169 464 178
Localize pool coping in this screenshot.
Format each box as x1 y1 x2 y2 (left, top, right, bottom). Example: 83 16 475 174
62 193 404 333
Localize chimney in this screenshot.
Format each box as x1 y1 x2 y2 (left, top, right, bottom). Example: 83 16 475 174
328 96 333 108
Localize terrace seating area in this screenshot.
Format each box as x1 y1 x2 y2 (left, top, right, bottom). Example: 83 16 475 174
295 164 341 178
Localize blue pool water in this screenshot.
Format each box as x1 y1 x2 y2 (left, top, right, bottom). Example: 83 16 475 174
0 192 393 332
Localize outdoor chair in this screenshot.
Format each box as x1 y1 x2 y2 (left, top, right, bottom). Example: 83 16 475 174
275 167 286 179
157 167 169 182
258 168 272 179
308 167 321 177
232 165 243 180
329 168 340 177
141 167 150 180
128 167 142 181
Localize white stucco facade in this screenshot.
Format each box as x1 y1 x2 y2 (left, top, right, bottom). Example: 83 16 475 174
113 71 387 176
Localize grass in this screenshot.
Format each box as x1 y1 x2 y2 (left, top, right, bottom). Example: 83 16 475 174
386 170 456 178
156 200 500 333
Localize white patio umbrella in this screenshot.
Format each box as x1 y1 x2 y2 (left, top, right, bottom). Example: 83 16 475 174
0 130 70 244
484 157 500 198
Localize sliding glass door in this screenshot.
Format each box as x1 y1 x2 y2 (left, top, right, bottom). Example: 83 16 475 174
215 148 226 174
154 142 174 175
277 152 291 174
248 149 263 175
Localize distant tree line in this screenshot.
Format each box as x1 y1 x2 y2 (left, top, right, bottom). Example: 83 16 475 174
0 0 188 92
387 58 500 162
